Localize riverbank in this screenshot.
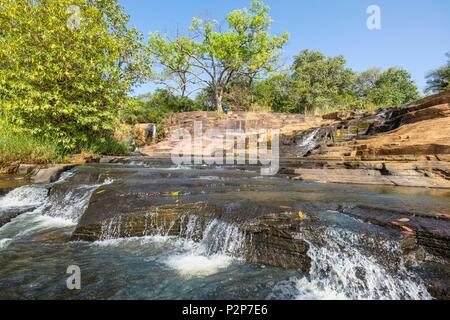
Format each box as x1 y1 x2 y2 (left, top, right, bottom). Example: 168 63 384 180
2 91 449 189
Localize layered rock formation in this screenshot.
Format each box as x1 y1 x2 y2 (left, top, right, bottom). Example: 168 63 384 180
280 91 450 188
69 169 312 272
141 90 450 188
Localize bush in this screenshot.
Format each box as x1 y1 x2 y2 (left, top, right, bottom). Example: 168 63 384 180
0 0 149 153
0 121 63 165
87 137 131 156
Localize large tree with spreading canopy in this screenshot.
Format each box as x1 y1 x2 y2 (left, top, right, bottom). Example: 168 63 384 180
148 0 289 112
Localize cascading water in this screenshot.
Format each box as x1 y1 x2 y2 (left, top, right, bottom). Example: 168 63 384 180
0 164 445 300
299 129 320 148
43 178 113 223
162 218 246 277
96 213 248 277
269 227 432 300
295 128 327 157
0 185 48 210
200 219 246 256
0 174 113 247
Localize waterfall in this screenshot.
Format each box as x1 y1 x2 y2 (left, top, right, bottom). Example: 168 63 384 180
299 129 320 148
0 185 48 210
200 219 246 256
42 178 113 223
296 129 323 156
161 217 246 277
270 227 431 300
0 174 112 231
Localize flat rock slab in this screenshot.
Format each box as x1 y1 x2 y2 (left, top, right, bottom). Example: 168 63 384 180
31 165 75 184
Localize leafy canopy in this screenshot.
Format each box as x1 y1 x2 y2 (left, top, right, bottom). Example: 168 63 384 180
290 49 357 114
0 0 150 152
249 50 420 114
148 0 289 111
366 68 420 107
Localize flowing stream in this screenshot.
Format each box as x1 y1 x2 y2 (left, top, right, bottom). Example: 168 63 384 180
0 162 448 300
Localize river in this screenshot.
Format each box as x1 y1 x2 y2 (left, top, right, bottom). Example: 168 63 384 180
0 161 448 299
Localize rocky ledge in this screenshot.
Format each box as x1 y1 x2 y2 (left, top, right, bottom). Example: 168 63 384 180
139 90 450 188
0 164 75 185
280 90 450 188
71 192 312 272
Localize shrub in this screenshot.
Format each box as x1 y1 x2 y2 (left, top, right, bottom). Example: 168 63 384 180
0 121 63 164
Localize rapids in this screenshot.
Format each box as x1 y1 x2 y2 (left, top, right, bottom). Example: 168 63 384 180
0 162 448 300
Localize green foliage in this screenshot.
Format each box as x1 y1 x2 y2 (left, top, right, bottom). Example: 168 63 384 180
247 50 420 114
254 73 296 112
146 90 201 114
87 137 130 156
354 68 383 98
0 0 150 152
290 49 357 114
148 33 193 97
120 90 202 125
365 68 420 107
148 0 289 111
426 53 450 93
0 120 63 165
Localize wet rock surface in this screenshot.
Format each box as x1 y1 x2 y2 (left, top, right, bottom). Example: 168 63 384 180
70 166 314 271
62 163 450 298
138 91 450 189
0 206 36 228
31 164 75 184
1 161 448 299
1 93 449 299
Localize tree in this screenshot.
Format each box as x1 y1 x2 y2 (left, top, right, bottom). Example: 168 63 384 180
254 73 296 112
367 68 419 107
290 50 357 114
148 33 200 97
425 53 450 93
149 0 289 111
0 0 150 151
355 68 382 98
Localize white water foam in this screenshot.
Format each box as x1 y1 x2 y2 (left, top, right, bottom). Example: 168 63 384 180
162 218 245 277
0 176 113 245
43 178 113 223
0 185 48 209
91 235 177 248
164 251 233 277
270 228 431 300
299 129 320 148
0 238 12 250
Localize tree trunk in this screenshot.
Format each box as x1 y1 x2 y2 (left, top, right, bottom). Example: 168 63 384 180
215 88 224 112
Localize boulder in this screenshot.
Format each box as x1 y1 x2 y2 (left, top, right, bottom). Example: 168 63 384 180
18 164 38 175
31 164 75 184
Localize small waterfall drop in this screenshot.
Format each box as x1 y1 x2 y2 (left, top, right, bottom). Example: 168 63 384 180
42 179 112 223
299 129 320 148
295 128 326 157
162 217 246 277
200 219 246 256
270 227 431 300
0 185 48 210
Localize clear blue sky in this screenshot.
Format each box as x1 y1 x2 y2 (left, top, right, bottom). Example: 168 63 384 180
118 0 450 96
